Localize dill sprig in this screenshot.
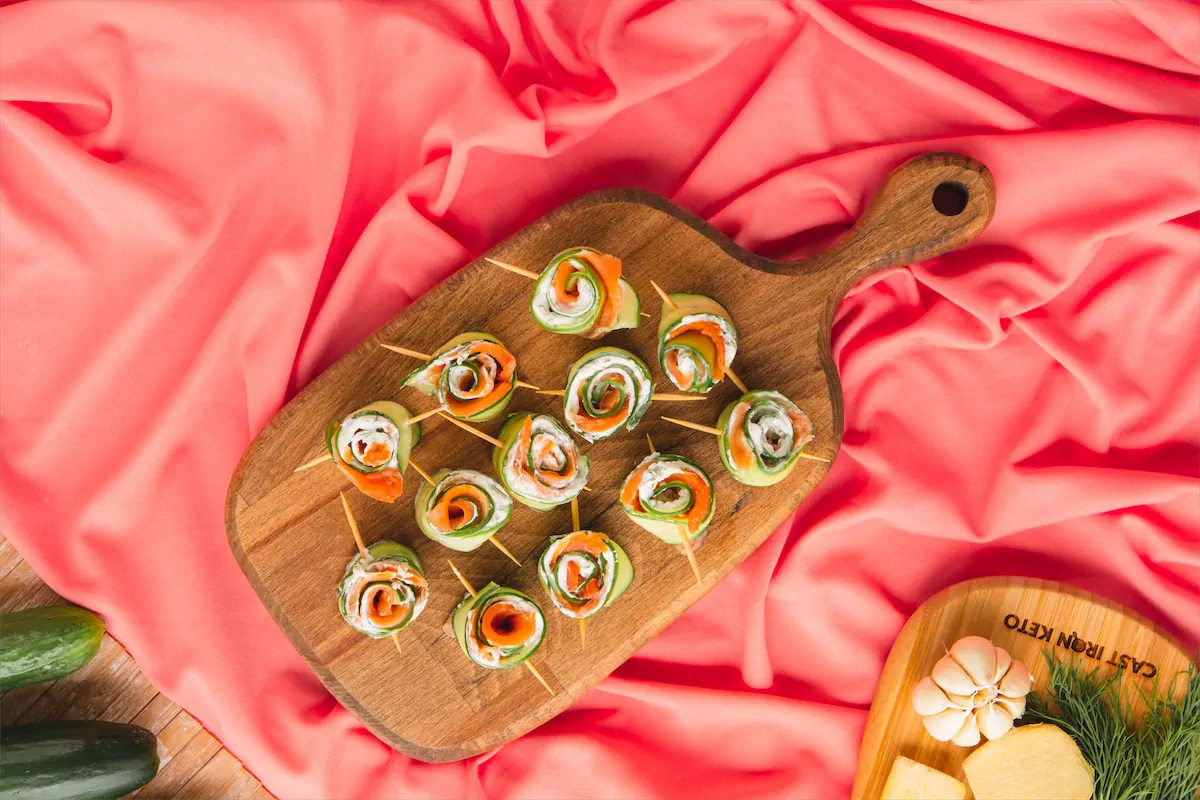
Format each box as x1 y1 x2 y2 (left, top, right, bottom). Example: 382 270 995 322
1022 650 1199 800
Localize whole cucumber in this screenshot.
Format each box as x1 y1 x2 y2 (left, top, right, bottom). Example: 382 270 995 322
0 607 105 692
0 720 159 800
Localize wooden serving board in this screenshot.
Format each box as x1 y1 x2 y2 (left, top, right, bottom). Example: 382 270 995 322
852 576 1196 799
226 153 996 762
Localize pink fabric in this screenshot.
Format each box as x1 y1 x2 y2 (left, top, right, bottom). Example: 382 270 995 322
2 1 1197 797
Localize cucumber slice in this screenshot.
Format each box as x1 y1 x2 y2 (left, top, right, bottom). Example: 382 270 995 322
611 279 641 332
327 401 419 474
536 531 632 619
451 584 546 670
401 332 518 421
620 453 715 545
716 390 814 487
337 541 428 637
608 537 635 601
414 469 512 552
529 249 605 335
561 347 653 442
493 413 588 511
656 293 738 394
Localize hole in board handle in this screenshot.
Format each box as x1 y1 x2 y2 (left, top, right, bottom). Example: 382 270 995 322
932 182 969 216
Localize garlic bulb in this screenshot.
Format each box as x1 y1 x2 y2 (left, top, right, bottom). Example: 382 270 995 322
912 636 1032 747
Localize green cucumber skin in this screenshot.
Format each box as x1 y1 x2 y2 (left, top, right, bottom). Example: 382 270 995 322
529 250 602 335
715 392 802 487
537 534 630 618
608 538 635 601
562 346 653 442
621 455 715 544
612 279 641 331
0 607 105 692
493 414 572 512
0 720 159 800
413 470 504 552
451 584 544 670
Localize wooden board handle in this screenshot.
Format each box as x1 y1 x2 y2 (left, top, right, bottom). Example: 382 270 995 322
786 152 996 299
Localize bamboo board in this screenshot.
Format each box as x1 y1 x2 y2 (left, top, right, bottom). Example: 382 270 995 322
852 576 1196 799
226 153 996 762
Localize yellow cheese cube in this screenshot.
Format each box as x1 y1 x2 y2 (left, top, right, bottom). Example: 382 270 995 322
963 723 1094 800
880 755 967 800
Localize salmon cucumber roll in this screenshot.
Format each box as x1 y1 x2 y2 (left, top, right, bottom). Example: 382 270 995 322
537 531 634 620
414 469 512 552
657 293 737 393
451 583 546 670
326 401 420 503
338 541 428 637
402 332 518 422
493 413 590 511
530 248 641 339
620 453 715 545
717 391 815 486
562 347 653 443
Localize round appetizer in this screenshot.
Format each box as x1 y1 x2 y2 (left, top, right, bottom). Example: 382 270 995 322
561 347 653 442
402 332 518 421
657 293 737 393
530 247 640 339
620 452 715 545
326 401 420 503
537 531 634 620
493 413 590 511
414 469 513 552
717 390 815 486
338 541 429 637
451 583 546 670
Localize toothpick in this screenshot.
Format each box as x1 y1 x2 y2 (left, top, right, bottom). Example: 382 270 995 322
339 492 369 559
392 634 402 653
447 559 553 695
644 433 700 583
725 368 750 394
438 413 504 447
571 497 581 532
487 257 649 318
379 343 432 360
488 536 522 566
579 618 587 648
651 280 749 392
294 452 333 472
447 559 477 598
650 279 676 310
661 417 723 437
408 458 435 486
661 417 831 462
524 661 555 695
412 459 520 565
676 529 702 585
381 343 538 391
538 388 702 403
484 256 539 280
407 406 447 426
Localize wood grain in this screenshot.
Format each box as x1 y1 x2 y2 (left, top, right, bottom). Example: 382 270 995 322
0 533 274 800
851 576 1197 800
226 153 997 762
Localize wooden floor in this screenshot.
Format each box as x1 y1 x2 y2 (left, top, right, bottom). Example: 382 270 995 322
0 533 275 800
